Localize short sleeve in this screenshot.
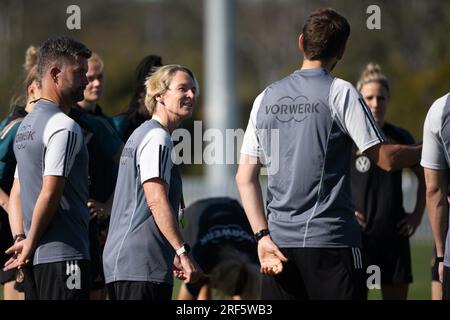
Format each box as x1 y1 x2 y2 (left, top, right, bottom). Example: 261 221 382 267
329 79 385 152
138 128 173 185
241 92 265 159
421 102 448 170
44 129 83 177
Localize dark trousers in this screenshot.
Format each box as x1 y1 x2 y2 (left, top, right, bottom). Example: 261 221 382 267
261 247 365 300
24 260 90 300
107 281 172 300
443 266 450 300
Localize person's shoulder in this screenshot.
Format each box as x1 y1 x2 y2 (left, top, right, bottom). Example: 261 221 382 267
429 92 450 113
425 92 450 125
112 113 128 130
385 123 414 144
112 113 126 123
48 111 82 134
252 74 295 108
384 122 408 134
265 71 304 93
140 121 171 144
74 108 113 134
330 77 356 92
0 117 23 141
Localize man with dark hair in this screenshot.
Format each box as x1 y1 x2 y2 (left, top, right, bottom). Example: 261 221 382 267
4 36 91 300
236 8 422 300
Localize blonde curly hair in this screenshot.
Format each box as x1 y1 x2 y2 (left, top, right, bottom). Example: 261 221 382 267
144 64 198 116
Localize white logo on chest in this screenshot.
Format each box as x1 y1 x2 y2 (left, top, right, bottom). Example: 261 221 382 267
355 155 371 173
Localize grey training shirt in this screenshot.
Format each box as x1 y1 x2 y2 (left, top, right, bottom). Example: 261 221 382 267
14 100 90 265
103 119 182 285
241 68 385 249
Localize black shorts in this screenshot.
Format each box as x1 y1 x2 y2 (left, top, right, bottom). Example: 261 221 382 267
444 266 450 300
362 235 412 285
107 281 172 300
431 246 440 282
261 247 365 300
24 260 90 300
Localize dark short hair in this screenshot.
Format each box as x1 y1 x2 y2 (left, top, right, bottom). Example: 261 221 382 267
120 54 163 126
37 36 91 81
134 54 163 91
302 8 350 60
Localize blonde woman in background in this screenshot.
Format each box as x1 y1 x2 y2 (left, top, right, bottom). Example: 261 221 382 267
0 46 40 300
351 63 425 300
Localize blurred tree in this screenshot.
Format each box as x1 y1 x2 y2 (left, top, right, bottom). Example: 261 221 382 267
1 0 450 171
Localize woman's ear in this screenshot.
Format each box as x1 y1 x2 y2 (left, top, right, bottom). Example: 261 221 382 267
155 94 163 104
155 93 165 105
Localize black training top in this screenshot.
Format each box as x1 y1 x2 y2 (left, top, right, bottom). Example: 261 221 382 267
351 122 415 238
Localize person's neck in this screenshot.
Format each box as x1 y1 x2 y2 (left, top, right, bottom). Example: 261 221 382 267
24 101 35 113
301 58 338 73
152 113 179 133
78 100 97 113
39 89 70 114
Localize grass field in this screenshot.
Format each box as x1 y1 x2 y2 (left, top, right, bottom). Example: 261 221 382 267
0 241 435 300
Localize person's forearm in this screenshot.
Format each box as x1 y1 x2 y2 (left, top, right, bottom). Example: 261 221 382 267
27 190 63 249
8 180 23 237
236 165 268 234
378 144 422 172
0 187 9 214
426 189 448 257
413 170 426 218
148 194 185 250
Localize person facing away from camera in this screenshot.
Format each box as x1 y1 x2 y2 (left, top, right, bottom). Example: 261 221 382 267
236 8 422 300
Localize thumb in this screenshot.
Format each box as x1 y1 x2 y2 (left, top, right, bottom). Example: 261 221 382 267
5 243 19 255
274 248 288 262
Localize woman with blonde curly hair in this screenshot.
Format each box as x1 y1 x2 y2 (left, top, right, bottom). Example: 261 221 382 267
103 65 202 300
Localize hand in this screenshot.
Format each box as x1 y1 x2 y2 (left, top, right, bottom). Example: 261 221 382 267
397 212 422 237
355 211 366 230
173 253 203 284
258 236 288 276
87 199 110 222
3 237 34 271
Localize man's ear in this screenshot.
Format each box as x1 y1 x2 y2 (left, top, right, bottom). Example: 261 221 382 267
49 66 61 83
298 33 305 52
